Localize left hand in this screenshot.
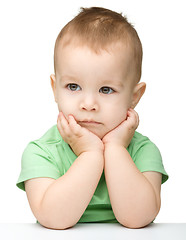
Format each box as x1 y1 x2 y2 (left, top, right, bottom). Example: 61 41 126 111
102 108 139 148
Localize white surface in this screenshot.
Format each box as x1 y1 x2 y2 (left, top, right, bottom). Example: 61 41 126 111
0 223 186 240
0 0 186 223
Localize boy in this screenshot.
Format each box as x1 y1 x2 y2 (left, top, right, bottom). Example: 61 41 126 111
17 7 168 229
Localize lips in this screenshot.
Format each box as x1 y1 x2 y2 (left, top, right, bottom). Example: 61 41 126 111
78 120 102 125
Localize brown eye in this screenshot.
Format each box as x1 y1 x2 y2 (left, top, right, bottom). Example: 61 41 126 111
100 87 114 94
67 84 81 91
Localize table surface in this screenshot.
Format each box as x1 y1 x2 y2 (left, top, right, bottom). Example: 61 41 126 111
0 223 185 240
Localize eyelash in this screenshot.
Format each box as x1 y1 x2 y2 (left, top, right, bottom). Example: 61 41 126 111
67 83 81 91
99 87 115 94
66 84 115 94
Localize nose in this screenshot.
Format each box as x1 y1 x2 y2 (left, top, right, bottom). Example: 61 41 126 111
80 94 98 111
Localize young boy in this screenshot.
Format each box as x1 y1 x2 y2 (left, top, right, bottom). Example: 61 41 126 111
16 7 168 230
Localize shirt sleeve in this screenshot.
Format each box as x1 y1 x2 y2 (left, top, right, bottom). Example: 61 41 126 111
133 141 169 184
16 141 61 191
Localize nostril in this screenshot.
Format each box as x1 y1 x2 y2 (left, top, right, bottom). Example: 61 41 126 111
80 100 98 111
82 107 96 111
81 104 97 111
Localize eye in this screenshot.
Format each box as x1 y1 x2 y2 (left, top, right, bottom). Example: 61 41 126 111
99 86 115 94
67 83 81 91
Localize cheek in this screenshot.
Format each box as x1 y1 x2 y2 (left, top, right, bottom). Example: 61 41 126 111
107 106 128 128
57 95 74 117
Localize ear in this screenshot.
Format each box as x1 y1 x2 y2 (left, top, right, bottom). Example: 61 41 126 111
131 82 146 109
50 74 58 103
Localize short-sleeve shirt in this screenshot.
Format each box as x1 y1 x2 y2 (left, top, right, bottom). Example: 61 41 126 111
16 125 168 223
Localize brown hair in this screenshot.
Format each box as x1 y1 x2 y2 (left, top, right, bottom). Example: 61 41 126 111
54 7 143 82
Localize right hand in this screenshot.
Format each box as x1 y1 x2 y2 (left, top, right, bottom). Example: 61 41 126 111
57 111 104 156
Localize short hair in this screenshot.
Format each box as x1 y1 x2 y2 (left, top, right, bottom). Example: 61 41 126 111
54 7 143 82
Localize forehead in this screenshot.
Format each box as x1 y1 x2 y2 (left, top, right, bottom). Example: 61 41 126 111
56 41 133 73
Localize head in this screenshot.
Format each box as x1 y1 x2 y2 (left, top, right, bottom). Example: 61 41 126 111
51 7 146 139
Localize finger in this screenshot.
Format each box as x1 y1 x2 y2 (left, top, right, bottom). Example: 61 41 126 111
128 108 138 120
131 109 139 126
58 111 71 136
57 114 64 137
127 108 134 118
59 112 68 128
135 111 139 126
127 109 139 128
68 115 82 136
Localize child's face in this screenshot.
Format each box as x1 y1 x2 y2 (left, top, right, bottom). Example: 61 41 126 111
51 44 136 139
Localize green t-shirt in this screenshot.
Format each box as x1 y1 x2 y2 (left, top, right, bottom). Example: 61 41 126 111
16 125 168 223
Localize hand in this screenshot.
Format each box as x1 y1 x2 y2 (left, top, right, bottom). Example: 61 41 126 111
102 108 139 148
57 111 104 156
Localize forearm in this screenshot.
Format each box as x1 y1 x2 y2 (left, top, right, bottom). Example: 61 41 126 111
104 145 159 228
40 151 104 229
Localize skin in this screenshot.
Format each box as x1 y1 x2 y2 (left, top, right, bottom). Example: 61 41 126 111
25 42 162 230
52 43 140 141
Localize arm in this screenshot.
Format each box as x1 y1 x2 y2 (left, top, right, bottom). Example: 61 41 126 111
25 112 104 230
25 151 103 230
102 108 161 228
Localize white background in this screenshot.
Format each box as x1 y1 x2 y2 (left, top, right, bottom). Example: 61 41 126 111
0 0 186 223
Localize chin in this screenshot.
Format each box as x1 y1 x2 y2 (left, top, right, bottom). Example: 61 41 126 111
93 132 103 139
88 130 104 139
96 131 109 140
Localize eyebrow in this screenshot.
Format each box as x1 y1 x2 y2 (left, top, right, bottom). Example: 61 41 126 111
60 75 78 82
101 79 124 88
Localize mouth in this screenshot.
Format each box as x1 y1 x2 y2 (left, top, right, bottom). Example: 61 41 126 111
78 120 102 126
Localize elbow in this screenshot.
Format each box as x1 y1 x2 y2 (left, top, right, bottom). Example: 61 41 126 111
38 217 77 230
116 207 160 229
35 209 78 230
117 215 153 229
41 223 76 230
35 202 79 230
118 219 151 229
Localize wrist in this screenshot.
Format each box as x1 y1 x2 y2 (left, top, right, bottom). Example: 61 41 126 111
104 142 127 150
80 150 105 167
70 141 104 156
82 149 104 155
103 144 129 165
